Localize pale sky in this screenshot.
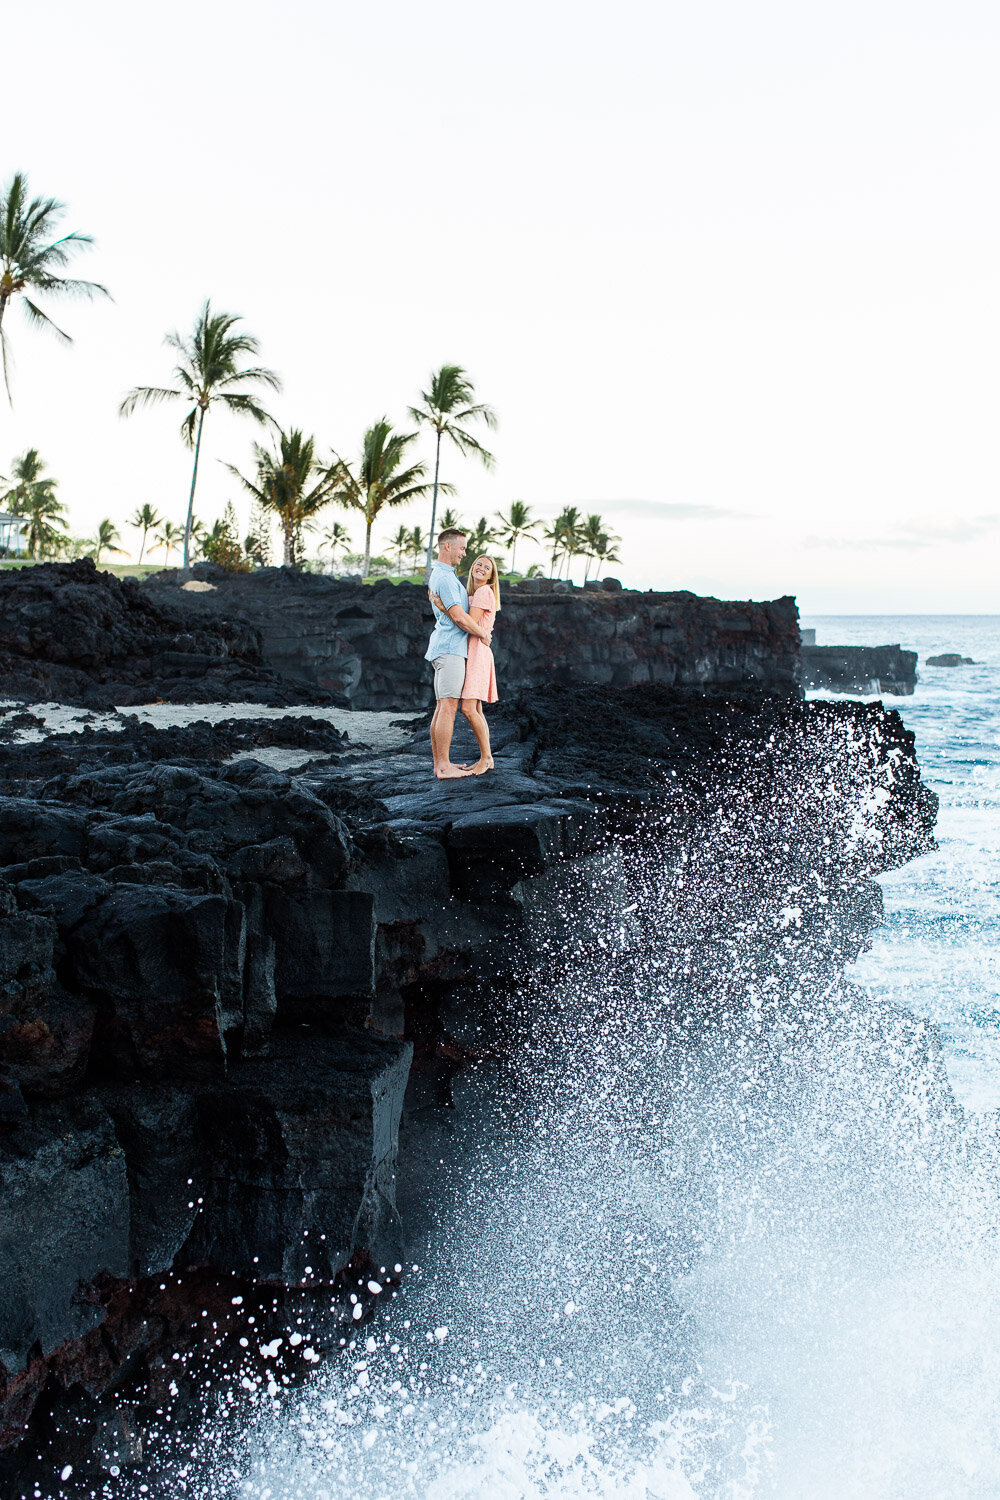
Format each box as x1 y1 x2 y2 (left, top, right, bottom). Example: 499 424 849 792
3 0 999 610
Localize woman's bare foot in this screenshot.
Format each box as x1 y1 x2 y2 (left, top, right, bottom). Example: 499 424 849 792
470 757 494 775
434 763 474 779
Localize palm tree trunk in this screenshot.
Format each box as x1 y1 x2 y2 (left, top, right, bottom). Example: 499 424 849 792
364 520 373 578
424 428 442 579
511 534 518 574
0 296 8 403
138 530 146 565
182 407 207 570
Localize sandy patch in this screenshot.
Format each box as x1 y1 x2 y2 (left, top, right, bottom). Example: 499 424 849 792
0 701 416 756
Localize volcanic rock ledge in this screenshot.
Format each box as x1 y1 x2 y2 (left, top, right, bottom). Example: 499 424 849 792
0 560 342 708
801 642 918 695
143 565 803 709
0 684 937 1454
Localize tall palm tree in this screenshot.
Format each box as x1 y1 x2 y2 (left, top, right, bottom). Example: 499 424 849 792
0 172 109 401
92 518 124 566
408 364 497 575
495 500 539 574
329 419 438 577
154 520 182 563
129 503 161 564
437 507 462 532
120 301 280 568
227 428 335 567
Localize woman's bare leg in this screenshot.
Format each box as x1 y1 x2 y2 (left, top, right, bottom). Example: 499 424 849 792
461 698 493 773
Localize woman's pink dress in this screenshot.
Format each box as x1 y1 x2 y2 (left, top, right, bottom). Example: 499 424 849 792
462 586 498 703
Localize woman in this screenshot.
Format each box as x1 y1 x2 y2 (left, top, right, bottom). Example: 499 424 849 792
460 554 500 774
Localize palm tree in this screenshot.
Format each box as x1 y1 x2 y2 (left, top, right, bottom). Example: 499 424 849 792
129 503 161 564
245 497 273 566
2 450 67 557
495 500 539 574
319 520 350 569
543 506 583 579
188 515 208 559
580 513 622 581
0 172 109 401
438 507 462 531
389 523 412 574
2 448 46 517
408 526 427 570
590 531 622 579
465 516 497 560
91 518 124 566
24 489 68 558
227 428 335 567
120 301 280 568
329 419 438 577
408 364 497 574
154 520 182 563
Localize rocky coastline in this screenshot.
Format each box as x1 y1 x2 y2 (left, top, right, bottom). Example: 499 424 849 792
0 563 938 1483
801 641 918 695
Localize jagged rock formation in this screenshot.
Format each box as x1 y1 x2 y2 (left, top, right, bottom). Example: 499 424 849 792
0 560 341 708
801 642 917 695
0 683 936 1457
143 566 802 709
925 653 975 667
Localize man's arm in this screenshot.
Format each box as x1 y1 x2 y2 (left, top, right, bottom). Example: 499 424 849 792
446 602 492 645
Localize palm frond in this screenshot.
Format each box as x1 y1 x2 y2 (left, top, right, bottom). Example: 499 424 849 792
25 272 109 301
21 298 71 342
217 392 275 425
443 425 496 468
118 385 182 418
451 402 498 430
216 364 283 394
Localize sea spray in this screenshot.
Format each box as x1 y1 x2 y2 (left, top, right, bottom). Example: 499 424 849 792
36 699 987 1500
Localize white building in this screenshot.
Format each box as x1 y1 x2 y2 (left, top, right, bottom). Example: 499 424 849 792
0 511 28 556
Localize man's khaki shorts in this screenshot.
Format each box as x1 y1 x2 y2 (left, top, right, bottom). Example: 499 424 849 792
432 654 467 700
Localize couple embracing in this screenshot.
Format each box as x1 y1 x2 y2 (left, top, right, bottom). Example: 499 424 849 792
425 526 500 778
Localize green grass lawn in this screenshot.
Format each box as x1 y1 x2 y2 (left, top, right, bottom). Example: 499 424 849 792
0 559 164 578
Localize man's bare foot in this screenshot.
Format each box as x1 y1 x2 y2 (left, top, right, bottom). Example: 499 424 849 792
470 757 494 775
434 763 474 779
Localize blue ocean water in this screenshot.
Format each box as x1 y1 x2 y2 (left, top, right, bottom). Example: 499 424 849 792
802 616 1000 1111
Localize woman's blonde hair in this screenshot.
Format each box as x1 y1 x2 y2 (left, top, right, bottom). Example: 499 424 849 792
467 555 501 610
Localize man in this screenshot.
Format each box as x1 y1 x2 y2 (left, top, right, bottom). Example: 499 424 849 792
425 527 493 778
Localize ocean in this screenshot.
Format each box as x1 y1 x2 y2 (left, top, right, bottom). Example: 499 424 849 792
803 616 1000 1111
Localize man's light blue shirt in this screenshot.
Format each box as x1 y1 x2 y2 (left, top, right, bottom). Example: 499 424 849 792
425 562 469 661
